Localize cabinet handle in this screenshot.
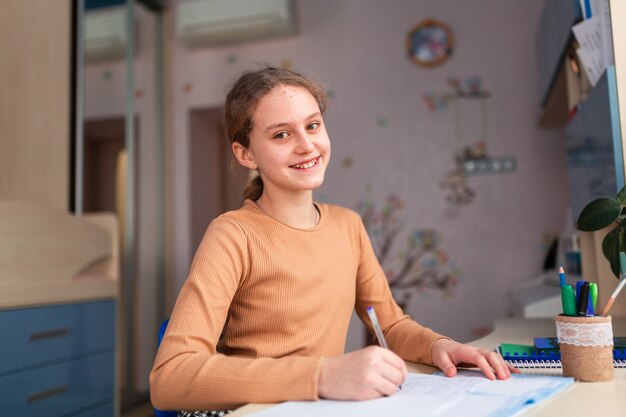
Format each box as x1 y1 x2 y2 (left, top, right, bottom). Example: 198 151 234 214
29 327 71 341
27 384 69 403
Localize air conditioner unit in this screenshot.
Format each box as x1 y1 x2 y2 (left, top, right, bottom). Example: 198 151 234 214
84 7 127 63
177 0 296 47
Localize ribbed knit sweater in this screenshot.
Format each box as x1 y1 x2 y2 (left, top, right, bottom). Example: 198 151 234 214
149 200 447 411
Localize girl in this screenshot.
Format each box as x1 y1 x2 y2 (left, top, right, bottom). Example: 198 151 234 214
150 66 516 415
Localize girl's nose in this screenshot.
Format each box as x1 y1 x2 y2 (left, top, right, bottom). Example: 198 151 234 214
295 130 315 153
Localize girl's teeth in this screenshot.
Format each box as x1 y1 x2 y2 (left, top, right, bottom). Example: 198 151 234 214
293 158 318 169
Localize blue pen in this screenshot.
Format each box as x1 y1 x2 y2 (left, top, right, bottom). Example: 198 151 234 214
586 289 594 316
576 280 586 304
559 265 566 287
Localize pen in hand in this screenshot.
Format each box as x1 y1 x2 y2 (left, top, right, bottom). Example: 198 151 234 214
367 306 401 389
366 306 389 349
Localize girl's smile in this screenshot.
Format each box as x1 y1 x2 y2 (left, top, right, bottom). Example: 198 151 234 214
290 155 322 170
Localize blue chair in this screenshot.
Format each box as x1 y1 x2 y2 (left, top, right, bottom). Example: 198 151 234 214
157 318 170 347
155 318 178 417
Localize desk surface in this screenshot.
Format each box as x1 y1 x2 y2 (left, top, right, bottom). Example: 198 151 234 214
230 317 626 417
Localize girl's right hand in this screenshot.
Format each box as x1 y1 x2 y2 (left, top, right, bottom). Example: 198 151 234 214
317 345 407 400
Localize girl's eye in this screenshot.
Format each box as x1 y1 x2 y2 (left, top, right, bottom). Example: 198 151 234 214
273 131 289 140
307 122 320 130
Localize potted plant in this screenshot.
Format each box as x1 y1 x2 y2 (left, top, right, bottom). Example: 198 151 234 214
577 185 626 277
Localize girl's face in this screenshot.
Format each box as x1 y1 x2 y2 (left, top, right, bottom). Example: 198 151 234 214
236 84 331 197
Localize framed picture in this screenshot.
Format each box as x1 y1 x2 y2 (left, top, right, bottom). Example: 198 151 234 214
407 19 453 68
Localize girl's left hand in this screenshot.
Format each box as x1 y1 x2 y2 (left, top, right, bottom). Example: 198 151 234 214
431 339 520 380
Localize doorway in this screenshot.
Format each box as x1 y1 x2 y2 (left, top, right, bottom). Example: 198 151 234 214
189 107 247 251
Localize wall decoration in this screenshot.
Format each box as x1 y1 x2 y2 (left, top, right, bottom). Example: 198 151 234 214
280 58 293 70
226 54 237 64
422 77 490 113
471 325 493 340
407 19 453 68
341 157 354 168
423 77 517 213
356 194 461 310
440 161 476 208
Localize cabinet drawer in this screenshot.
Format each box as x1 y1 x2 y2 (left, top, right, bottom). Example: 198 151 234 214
0 300 115 374
0 351 114 417
74 400 114 417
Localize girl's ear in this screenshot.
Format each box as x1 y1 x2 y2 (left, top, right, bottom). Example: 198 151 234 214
231 142 257 171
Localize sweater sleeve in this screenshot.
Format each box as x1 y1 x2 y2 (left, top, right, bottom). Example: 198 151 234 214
149 218 323 411
353 216 450 365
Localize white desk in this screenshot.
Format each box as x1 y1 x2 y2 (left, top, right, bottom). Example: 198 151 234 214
230 317 626 417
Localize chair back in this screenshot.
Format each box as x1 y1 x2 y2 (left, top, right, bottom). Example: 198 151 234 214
154 318 178 417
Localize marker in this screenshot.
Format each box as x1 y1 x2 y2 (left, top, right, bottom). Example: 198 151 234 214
589 282 598 310
562 285 577 316
577 282 590 316
576 280 586 304
586 288 594 316
559 267 577 316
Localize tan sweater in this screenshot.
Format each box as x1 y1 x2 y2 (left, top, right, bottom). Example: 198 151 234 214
150 200 447 411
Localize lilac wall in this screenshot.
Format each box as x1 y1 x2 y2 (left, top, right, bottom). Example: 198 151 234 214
168 0 569 347
80 0 573 394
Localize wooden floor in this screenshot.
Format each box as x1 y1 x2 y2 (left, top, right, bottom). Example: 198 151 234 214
122 402 154 417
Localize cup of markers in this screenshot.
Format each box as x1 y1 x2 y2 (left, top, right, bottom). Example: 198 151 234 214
558 267 597 317
556 267 614 382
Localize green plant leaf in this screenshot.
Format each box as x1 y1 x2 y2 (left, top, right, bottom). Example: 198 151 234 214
616 186 626 204
602 226 621 277
577 198 622 231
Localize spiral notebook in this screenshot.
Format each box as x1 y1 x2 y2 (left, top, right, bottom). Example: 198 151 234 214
498 342 626 375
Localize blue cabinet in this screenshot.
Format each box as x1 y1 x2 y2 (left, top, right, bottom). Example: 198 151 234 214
564 66 624 217
0 300 116 417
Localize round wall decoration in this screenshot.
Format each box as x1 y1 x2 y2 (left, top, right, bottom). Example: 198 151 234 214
407 19 453 68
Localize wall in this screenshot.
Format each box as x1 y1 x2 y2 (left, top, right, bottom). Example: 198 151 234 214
0 0 70 209
84 0 572 389
167 0 569 348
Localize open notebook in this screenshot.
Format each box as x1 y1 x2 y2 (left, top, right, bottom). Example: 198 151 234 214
249 370 574 417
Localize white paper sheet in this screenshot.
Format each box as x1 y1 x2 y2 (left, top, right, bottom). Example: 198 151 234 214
249 370 574 417
595 0 614 66
572 16 605 86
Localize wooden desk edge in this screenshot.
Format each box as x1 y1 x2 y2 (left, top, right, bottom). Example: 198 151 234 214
230 317 626 416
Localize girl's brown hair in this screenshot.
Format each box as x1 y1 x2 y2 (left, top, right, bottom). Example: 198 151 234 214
224 66 328 201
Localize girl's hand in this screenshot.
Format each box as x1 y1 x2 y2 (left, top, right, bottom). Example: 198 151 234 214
318 346 407 400
431 339 520 380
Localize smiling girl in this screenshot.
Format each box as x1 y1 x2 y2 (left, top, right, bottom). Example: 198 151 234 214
150 67 516 416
